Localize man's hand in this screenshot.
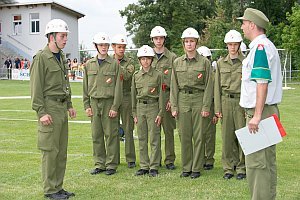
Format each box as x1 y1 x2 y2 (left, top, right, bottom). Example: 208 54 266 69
85 108 93 117
165 101 171 111
248 115 261 134
109 110 118 118
155 116 162 126
40 114 53 126
212 116 219 124
134 116 138 124
172 111 178 117
68 108 76 119
215 112 222 118
201 111 210 117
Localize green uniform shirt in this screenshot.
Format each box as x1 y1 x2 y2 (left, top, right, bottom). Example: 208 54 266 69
30 45 73 118
170 53 213 113
83 55 122 111
117 55 135 94
152 47 177 89
214 53 244 113
131 67 164 118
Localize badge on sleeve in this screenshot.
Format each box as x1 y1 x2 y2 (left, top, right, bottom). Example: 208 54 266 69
162 83 167 91
197 73 203 79
120 74 124 81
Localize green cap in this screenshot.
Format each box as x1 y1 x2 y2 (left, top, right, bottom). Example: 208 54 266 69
237 8 269 29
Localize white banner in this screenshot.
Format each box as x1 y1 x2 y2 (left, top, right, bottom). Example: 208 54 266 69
12 69 30 80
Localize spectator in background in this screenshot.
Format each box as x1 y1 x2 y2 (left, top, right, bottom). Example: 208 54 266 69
4 57 12 79
71 58 78 80
15 57 21 69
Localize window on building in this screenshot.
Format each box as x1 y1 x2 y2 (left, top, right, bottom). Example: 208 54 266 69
30 13 40 34
13 15 22 35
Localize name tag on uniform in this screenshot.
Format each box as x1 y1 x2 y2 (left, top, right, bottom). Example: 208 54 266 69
164 69 169 75
106 78 112 83
150 88 156 93
197 73 203 79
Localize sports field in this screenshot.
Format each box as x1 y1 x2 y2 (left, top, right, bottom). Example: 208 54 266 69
0 80 299 200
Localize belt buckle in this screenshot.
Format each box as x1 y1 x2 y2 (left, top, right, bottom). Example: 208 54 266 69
143 100 147 104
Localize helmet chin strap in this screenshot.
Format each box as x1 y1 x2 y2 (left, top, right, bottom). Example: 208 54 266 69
52 33 61 51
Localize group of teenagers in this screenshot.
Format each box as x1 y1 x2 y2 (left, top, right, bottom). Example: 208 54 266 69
30 7 282 200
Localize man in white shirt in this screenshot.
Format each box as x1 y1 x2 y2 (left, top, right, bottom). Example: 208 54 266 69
238 8 282 200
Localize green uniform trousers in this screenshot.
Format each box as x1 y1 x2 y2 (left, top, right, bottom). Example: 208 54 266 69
203 102 216 165
245 104 279 200
178 92 208 172
90 98 119 170
119 94 136 163
161 90 176 165
137 102 161 170
38 99 68 195
221 97 246 174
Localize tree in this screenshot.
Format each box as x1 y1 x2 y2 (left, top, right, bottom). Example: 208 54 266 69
282 3 300 70
120 0 216 55
79 43 92 63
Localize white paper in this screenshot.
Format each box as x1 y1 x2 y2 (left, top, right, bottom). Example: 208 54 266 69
235 116 283 155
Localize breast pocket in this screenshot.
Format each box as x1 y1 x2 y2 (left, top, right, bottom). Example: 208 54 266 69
87 70 98 90
175 67 187 87
47 66 62 85
148 83 158 96
103 71 116 87
135 83 144 96
194 67 206 85
163 66 172 84
220 68 231 87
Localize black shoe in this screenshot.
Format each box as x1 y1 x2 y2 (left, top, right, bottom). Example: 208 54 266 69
190 172 201 179
223 173 234 179
135 169 149 176
166 163 176 170
180 171 192 178
149 169 159 177
105 169 116 175
204 164 214 170
128 162 136 168
90 168 105 175
236 173 246 180
44 192 68 199
58 189 75 197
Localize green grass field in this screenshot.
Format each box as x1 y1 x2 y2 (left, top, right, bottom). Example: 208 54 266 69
0 80 299 200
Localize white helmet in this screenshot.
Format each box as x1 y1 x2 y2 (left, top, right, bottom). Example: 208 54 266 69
181 27 199 39
93 32 110 44
224 30 243 43
197 46 212 57
45 19 69 36
150 26 167 38
111 34 127 44
241 42 247 52
137 45 155 58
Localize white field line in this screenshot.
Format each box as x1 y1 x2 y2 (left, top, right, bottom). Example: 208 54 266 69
0 150 91 157
0 95 82 99
0 117 91 124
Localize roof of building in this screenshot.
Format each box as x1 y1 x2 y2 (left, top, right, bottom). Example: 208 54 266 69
0 0 85 19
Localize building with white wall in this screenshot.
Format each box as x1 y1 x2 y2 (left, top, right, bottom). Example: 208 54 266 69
0 0 84 67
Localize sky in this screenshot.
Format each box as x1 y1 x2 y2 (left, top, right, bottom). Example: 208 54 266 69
17 0 138 49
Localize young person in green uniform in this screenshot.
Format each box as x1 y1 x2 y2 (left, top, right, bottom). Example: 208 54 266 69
197 46 218 171
150 26 177 170
214 30 246 180
170 28 213 179
238 8 282 199
131 45 164 177
30 19 76 199
83 32 123 176
111 34 136 168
